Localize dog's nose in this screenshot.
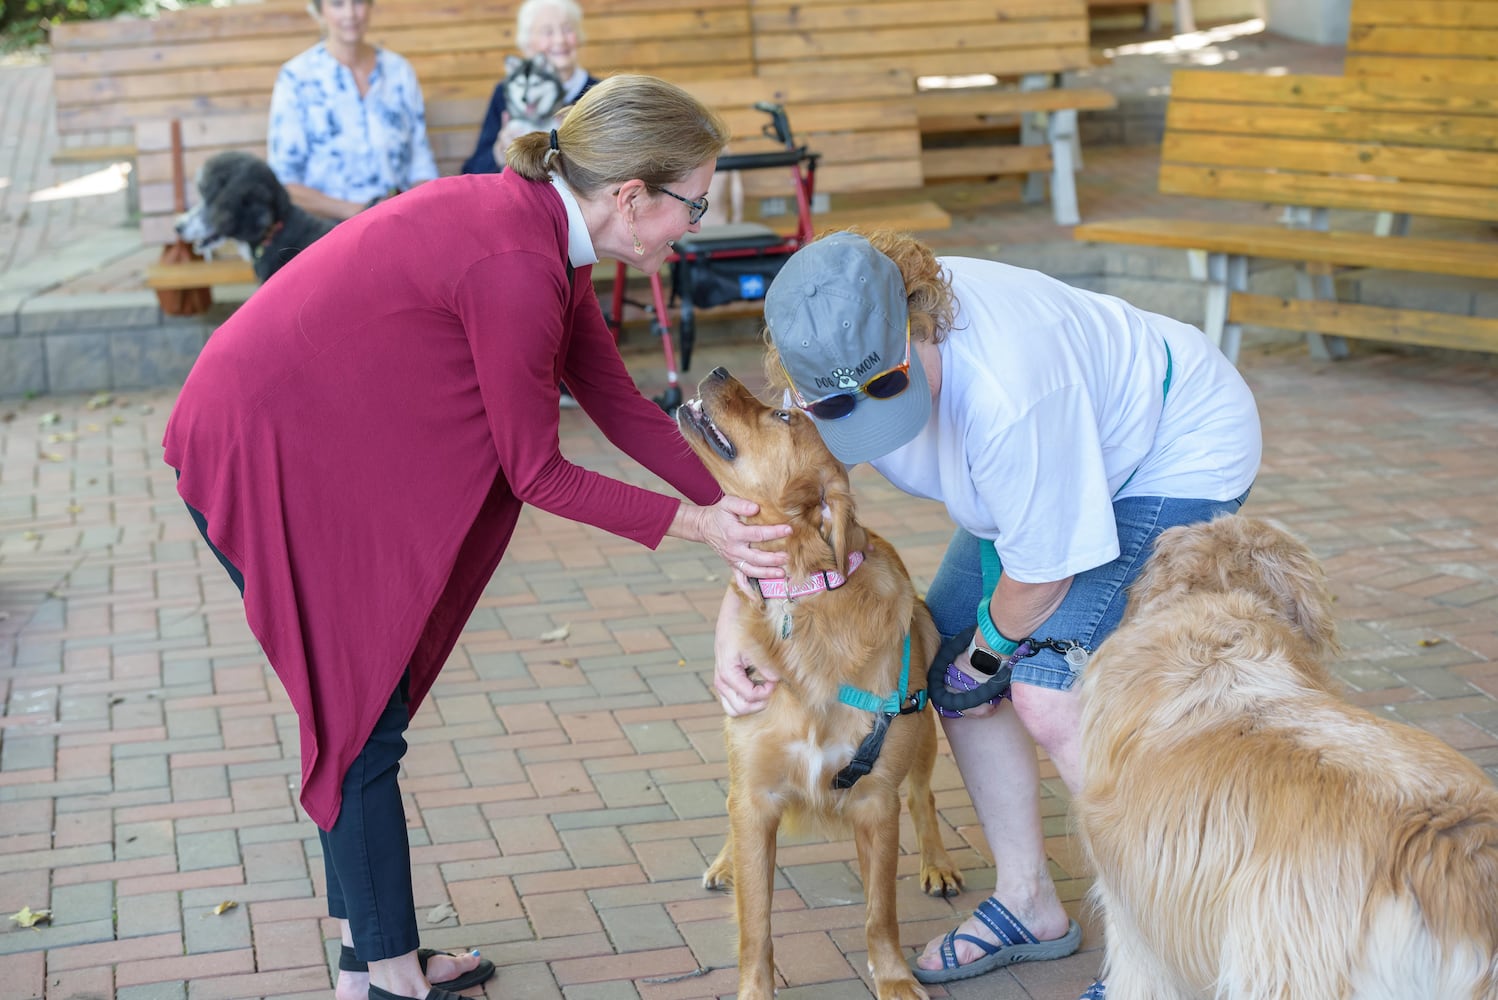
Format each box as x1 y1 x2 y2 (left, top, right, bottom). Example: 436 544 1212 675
708 367 730 382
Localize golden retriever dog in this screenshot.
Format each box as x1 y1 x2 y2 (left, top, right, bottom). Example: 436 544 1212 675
1077 514 1498 1000
677 367 963 1000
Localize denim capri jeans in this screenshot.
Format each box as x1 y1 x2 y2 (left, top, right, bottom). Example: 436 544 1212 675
925 492 1249 691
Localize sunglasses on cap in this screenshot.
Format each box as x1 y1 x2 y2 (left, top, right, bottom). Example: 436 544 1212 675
778 322 912 421
657 185 709 225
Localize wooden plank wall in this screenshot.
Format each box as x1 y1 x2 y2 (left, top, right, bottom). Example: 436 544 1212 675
50 0 755 136
748 0 1095 79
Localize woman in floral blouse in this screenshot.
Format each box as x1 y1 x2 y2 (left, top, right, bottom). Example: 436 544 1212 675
267 0 439 221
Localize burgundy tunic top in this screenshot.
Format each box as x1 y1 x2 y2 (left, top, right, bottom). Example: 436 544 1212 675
163 171 721 828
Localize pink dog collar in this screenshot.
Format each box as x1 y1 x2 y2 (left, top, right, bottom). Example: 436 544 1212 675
757 549 865 600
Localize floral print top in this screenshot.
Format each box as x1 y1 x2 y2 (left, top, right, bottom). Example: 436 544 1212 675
268 43 439 203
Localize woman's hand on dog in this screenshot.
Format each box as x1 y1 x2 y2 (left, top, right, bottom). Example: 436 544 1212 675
672 496 790 579
713 587 779 716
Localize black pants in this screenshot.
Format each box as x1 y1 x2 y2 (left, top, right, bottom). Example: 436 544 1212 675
183 497 419 959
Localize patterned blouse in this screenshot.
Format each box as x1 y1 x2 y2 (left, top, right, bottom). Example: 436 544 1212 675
268 43 439 204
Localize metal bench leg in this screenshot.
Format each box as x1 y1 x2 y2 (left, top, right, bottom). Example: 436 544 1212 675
1175 0 1196 33
1291 207 1348 361
1204 251 1247 365
1020 74 1052 206
1047 109 1081 226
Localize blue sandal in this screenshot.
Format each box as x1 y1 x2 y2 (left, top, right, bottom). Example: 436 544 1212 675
1081 979 1107 999
911 896 1082 984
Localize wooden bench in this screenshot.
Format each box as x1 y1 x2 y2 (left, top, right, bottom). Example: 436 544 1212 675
1345 0 1498 86
49 0 756 165
143 70 949 291
747 0 1118 225
1071 69 1498 362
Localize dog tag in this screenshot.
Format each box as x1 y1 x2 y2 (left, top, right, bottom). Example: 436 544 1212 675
1064 645 1090 669
780 610 793 640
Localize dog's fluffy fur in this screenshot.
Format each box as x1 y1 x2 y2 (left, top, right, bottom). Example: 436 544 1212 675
503 53 565 135
677 369 962 1000
176 151 336 282
1077 514 1498 1000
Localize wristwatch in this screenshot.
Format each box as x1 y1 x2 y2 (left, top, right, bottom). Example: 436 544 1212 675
969 645 1005 676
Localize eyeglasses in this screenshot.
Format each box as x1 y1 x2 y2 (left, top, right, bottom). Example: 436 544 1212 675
779 322 912 421
657 185 710 225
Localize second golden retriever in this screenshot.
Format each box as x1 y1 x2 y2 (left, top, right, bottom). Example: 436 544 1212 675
1077 514 1498 999
678 367 962 1000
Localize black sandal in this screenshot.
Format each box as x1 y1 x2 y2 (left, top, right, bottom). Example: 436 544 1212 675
339 945 496 991
368 986 469 1000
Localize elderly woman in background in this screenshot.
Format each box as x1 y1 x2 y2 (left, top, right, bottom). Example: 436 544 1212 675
463 0 600 174
268 0 438 221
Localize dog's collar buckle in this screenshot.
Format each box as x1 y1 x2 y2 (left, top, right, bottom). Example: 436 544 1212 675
756 550 864 601
254 219 287 257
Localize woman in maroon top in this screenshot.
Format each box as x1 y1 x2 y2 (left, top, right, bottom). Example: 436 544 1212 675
164 75 788 1000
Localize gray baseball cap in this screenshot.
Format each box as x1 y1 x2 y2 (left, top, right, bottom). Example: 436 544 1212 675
764 232 931 465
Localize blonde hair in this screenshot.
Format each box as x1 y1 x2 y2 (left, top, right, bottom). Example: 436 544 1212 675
763 228 957 389
516 0 584 49
506 75 730 195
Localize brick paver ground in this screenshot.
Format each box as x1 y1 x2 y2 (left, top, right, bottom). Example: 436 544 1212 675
3 15 1498 1000
3 331 1497 1000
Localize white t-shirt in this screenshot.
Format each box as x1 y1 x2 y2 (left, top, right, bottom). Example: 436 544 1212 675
873 258 1261 583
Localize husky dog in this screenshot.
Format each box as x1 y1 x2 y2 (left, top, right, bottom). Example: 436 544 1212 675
176 151 337 283
503 52 566 135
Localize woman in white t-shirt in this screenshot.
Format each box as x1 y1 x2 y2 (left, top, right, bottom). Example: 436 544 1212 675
712 230 1261 1000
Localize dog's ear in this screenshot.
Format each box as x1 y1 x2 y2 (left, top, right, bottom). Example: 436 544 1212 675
266 164 292 222
1240 522 1340 659
504 53 524 78
214 169 275 244
818 461 858 574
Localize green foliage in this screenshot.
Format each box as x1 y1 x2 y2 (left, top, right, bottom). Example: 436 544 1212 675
1 0 217 53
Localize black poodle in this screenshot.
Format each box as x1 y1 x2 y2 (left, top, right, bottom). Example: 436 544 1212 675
176 151 338 282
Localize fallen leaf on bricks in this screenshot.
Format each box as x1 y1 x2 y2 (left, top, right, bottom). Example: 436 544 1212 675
538 625 570 643
85 423 101 433
112 416 126 426
22 531 38 541
210 901 238 916
38 412 60 426
10 906 52 928
704 573 720 582
426 902 458 925
677 659 687 667
557 658 577 668
1417 638 1444 647
86 393 114 410
67 505 83 515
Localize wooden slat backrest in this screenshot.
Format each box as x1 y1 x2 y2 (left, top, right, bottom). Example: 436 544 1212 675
1158 70 1498 222
1345 0 1498 85
51 0 753 135
133 68 927 244
749 0 1093 79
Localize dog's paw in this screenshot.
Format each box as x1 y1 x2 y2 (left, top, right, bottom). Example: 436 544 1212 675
873 975 929 1000
919 862 964 897
701 862 733 892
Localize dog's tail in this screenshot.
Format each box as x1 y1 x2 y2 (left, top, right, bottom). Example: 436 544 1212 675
1359 796 1498 997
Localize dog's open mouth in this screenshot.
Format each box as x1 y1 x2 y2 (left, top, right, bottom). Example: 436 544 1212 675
678 397 736 460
